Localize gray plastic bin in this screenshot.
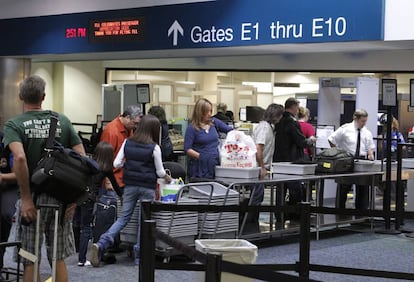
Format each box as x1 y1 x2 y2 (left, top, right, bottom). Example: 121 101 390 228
195 239 257 282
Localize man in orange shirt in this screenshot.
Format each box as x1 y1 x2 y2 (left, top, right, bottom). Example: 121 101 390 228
100 105 143 188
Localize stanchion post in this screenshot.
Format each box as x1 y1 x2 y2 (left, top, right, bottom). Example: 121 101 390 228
139 219 156 282
384 106 393 230
205 252 222 282
395 143 403 229
298 202 311 279
141 200 152 221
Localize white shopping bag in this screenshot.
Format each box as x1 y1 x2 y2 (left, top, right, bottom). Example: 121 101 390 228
220 130 257 168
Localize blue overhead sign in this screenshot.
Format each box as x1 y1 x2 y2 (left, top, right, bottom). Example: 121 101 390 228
0 0 384 56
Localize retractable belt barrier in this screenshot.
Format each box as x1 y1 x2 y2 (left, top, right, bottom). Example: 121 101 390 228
140 192 414 281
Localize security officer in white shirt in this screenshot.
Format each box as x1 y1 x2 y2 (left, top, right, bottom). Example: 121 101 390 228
328 109 376 209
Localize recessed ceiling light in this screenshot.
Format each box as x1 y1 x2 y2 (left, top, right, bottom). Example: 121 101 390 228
298 72 311 75
362 73 375 76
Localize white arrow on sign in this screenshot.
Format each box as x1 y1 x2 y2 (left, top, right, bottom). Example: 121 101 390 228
168 20 184 46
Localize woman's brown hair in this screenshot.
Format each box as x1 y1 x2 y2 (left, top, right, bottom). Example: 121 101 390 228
130 114 161 145
191 98 212 130
93 141 114 172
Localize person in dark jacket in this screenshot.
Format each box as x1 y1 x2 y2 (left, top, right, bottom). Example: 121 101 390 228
148 106 173 161
90 114 171 267
273 97 315 222
274 98 315 162
213 103 232 124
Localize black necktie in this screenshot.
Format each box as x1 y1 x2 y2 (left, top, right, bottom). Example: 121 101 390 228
355 128 361 158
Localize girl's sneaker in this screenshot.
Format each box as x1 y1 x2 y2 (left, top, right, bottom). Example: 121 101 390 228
90 243 102 267
77 260 91 267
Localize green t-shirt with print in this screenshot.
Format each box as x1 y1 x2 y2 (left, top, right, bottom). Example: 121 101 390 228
2 110 82 176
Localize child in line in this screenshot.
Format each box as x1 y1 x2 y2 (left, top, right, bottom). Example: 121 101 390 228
90 114 171 267
76 141 121 266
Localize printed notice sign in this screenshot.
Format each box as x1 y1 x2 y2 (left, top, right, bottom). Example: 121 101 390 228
382 79 397 107
316 125 335 149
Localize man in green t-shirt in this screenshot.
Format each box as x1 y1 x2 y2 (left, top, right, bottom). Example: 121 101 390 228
2 75 85 282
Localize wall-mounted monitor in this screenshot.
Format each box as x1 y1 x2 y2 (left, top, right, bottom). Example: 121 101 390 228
246 106 265 123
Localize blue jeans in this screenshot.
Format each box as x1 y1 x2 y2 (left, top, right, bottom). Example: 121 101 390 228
250 184 264 206
78 199 94 263
97 185 155 252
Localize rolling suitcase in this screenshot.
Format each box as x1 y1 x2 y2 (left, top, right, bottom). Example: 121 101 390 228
18 204 60 282
93 193 117 243
93 192 119 263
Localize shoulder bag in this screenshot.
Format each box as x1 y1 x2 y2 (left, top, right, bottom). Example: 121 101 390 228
31 111 100 204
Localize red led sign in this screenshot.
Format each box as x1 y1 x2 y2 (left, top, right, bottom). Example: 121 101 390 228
89 17 145 42
66 27 87 39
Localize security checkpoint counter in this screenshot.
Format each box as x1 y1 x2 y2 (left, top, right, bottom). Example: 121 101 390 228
215 170 383 240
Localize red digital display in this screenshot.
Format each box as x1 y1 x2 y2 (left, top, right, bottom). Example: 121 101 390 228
66 27 87 39
89 17 145 42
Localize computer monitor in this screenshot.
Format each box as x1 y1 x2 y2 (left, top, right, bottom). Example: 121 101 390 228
246 106 265 123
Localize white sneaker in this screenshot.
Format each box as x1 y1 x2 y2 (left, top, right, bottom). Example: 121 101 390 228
78 260 91 267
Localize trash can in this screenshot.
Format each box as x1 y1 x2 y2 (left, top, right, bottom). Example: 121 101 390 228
195 239 258 282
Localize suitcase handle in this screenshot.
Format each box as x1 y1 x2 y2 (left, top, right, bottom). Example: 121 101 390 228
37 203 60 210
21 204 61 225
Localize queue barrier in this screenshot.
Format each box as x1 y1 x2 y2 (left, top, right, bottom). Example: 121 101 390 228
139 198 414 281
